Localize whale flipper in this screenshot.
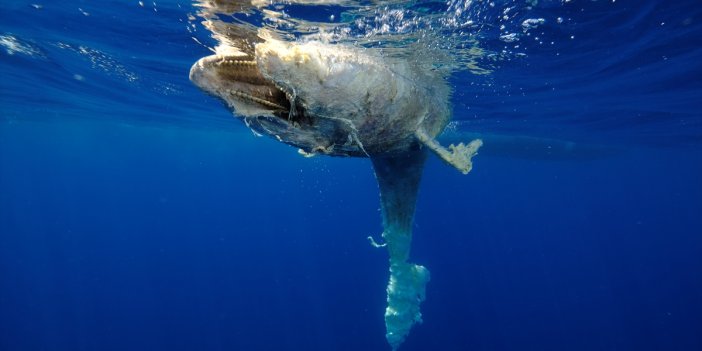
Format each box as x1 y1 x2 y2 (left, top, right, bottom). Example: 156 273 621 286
416 128 483 174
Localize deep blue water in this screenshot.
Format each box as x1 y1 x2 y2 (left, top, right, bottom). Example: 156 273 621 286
1 1 701 351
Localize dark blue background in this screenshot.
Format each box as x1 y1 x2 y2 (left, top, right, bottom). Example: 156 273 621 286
1 1 701 350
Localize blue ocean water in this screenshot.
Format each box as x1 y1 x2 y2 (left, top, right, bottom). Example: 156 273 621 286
1 0 701 350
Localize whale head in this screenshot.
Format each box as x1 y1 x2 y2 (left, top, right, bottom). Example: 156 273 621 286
189 52 297 123
190 39 449 156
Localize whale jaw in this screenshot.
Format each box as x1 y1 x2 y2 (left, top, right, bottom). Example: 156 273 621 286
189 51 365 157
189 54 306 124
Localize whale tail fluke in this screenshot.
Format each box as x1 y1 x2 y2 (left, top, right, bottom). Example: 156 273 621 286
371 150 430 350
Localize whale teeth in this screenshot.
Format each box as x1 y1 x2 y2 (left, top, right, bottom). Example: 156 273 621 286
228 89 287 110
218 58 256 67
216 57 268 85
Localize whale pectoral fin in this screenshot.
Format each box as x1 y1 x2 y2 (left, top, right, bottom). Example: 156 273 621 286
415 128 483 175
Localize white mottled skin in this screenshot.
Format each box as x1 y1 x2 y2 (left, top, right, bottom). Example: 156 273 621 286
254 39 450 155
